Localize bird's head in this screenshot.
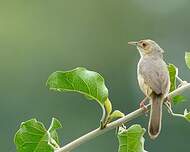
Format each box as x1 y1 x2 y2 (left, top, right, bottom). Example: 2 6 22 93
128 39 164 56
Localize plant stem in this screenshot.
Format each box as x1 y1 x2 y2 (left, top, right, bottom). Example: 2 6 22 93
164 101 185 118
55 83 190 152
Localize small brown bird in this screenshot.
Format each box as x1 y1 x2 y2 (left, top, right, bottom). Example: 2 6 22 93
128 39 170 139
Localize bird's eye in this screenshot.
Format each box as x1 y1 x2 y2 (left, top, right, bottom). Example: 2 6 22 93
142 43 147 47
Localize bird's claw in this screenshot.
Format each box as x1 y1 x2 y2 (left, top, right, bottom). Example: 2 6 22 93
140 99 148 116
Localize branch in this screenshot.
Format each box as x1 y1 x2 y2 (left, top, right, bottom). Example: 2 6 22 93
55 83 190 152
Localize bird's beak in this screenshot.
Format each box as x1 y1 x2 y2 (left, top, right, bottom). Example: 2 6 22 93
128 41 138 46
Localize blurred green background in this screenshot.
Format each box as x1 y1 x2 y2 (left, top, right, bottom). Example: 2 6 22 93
1 0 190 151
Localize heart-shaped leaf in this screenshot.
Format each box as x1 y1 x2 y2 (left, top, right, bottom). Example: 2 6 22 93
117 124 147 152
46 67 109 105
185 52 190 69
14 118 62 152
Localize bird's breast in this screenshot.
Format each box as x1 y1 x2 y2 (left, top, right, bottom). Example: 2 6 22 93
137 68 152 97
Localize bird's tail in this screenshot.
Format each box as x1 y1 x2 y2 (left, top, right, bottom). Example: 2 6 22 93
148 94 163 139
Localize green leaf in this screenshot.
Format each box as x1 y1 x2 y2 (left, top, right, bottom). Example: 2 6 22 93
172 95 186 105
167 64 186 105
47 67 108 105
14 118 62 152
104 98 112 115
48 118 62 144
117 124 147 152
100 98 113 128
168 64 177 92
109 110 125 120
185 52 190 69
184 109 190 122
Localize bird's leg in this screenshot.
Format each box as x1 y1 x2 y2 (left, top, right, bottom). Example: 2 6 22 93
164 96 172 114
165 96 172 106
139 97 148 113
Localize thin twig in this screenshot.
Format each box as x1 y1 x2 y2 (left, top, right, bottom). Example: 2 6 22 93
55 83 190 152
176 75 188 86
164 101 185 118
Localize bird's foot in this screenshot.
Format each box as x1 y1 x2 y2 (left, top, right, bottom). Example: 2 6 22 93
140 101 148 111
164 97 172 114
166 96 172 104
139 97 148 116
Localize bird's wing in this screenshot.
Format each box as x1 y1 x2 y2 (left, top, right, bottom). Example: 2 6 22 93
139 59 169 95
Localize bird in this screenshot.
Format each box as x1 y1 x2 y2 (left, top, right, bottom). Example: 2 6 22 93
128 39 170 139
